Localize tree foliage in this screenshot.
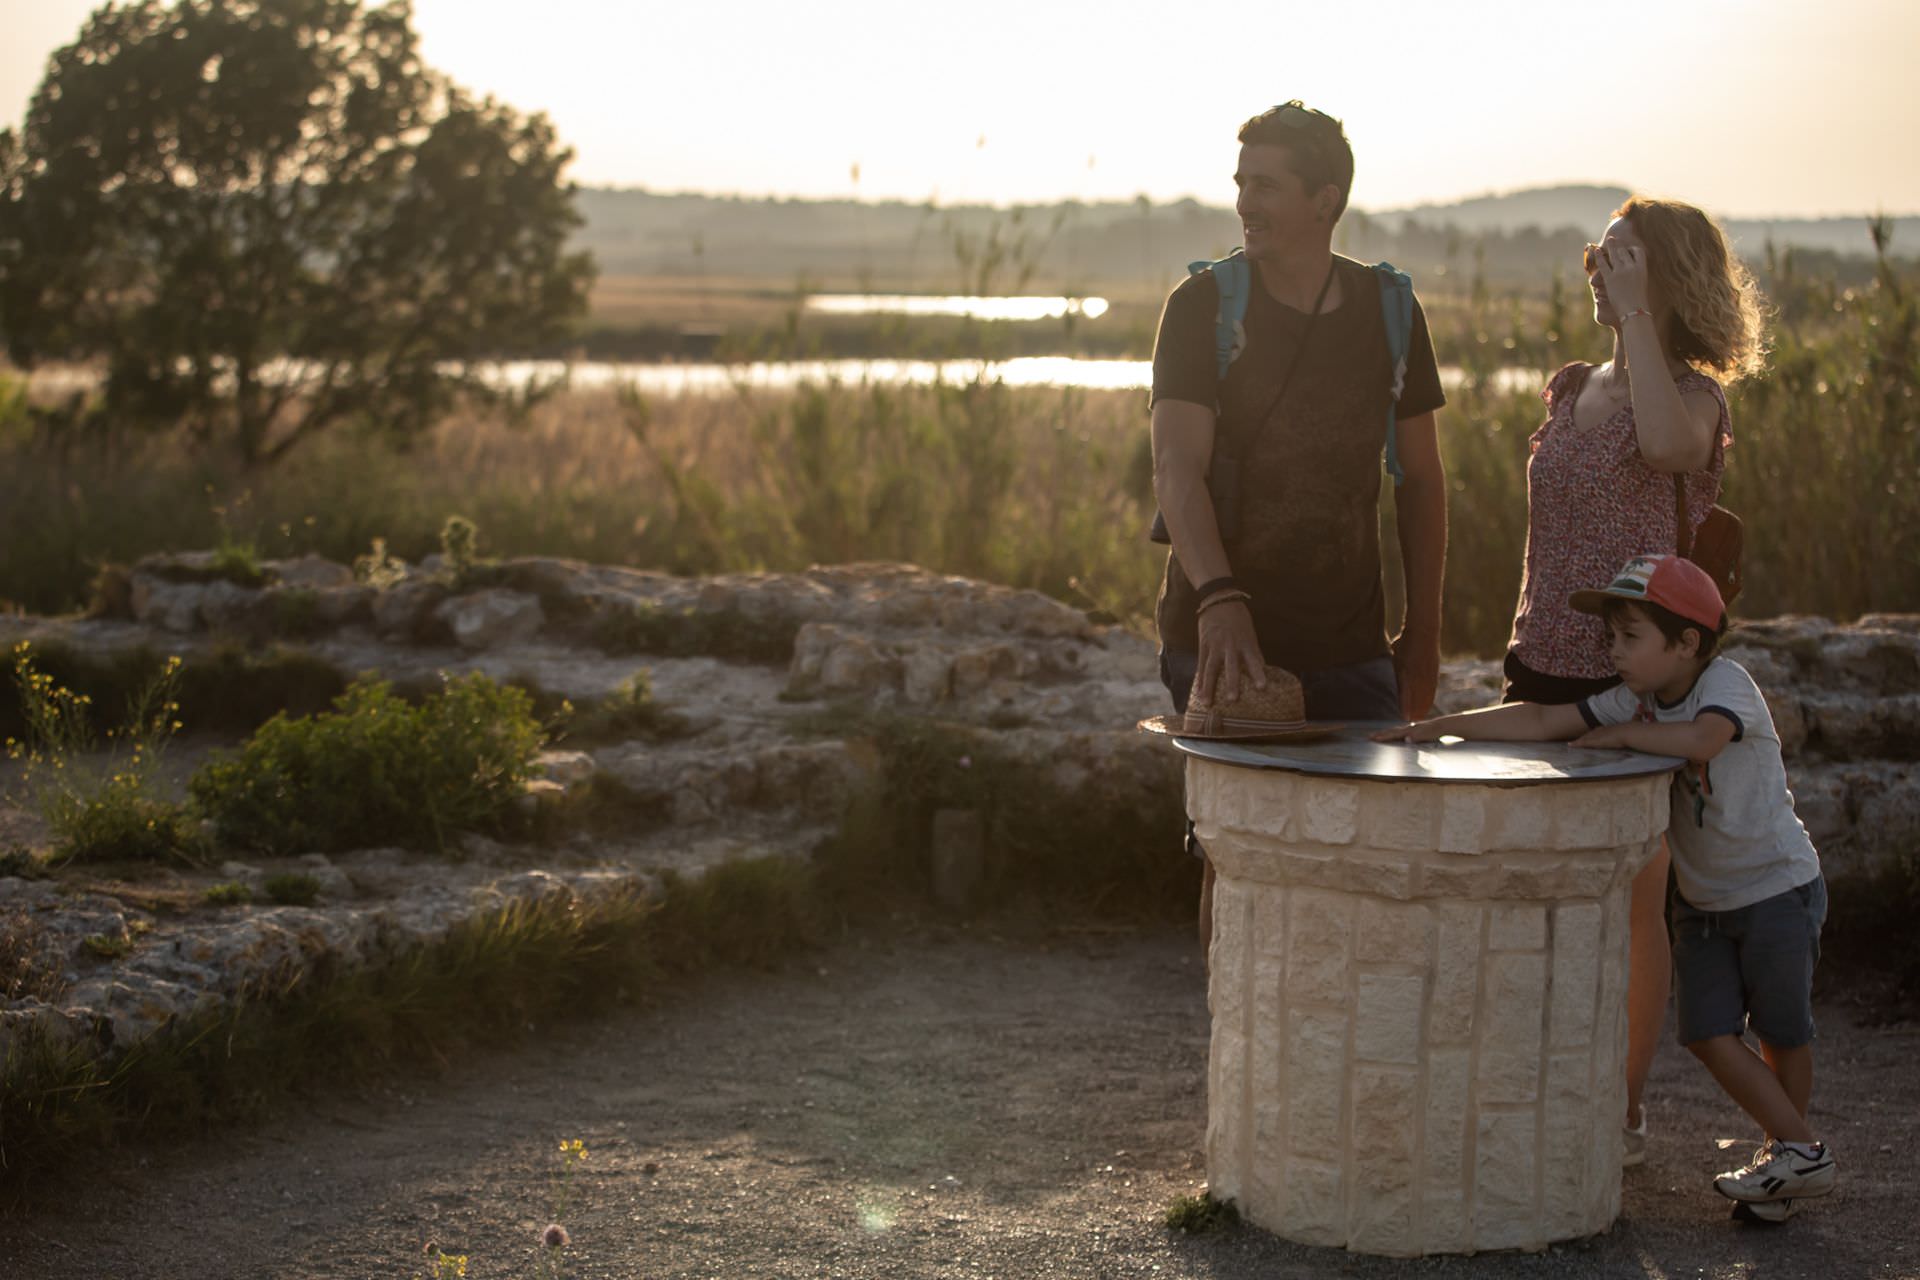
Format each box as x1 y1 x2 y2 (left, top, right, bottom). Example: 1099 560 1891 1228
0 0 594 464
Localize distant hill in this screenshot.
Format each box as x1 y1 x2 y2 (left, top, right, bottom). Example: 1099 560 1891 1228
1368 185 1633 236
1368 185 1920 259
570 185 1917 293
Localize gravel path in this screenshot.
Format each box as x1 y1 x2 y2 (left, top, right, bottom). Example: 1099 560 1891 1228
2 927 1915 1278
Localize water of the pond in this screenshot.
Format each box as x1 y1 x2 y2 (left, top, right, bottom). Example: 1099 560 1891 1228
473 358 1540 396
804 294 1111 320
21 358 1540 398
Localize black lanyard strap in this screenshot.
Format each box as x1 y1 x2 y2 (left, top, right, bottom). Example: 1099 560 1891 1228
1219 257 1337 462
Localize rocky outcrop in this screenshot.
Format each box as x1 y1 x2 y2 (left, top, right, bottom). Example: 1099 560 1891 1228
1 556 1913 1071
0 851 644 1059
1717 616 1920 881
0 558 1174 1070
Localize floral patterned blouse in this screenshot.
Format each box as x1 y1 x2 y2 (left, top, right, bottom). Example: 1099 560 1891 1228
1509 361 1731 679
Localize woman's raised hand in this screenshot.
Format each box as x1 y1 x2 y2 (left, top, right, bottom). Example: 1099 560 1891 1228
1597 242 1653 316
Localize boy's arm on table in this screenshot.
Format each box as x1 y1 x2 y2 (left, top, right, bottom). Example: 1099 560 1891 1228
1372 700 1589 743
1571 713 1736 763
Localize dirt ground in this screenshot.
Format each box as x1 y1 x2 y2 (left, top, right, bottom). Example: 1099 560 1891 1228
2 926 1916 1280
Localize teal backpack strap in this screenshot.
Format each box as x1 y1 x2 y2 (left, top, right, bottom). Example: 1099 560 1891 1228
1189 248 1251 381
1374 261 1414 485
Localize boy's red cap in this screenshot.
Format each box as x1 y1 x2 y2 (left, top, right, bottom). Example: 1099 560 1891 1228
1568 554 1727 631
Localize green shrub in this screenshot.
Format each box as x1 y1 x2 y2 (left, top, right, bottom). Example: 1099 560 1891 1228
262 872 322 907
82 933 133 960
210 540 266 588
189 673 544 855
561 669 689 744
1164 1193 1239 1234
6 643 205 867
202 881 252 907
439 514 483 588
44 775 207 867
352 537 409 589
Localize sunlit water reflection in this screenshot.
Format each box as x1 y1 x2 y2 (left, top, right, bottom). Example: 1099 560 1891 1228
805 294 1110 320
21 359 1540 398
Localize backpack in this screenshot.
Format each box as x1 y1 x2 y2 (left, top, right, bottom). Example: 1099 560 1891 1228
1147 249 1417 545
1675 476 1745 607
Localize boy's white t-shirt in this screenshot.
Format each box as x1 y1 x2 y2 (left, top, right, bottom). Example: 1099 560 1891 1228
1580 656 1820 912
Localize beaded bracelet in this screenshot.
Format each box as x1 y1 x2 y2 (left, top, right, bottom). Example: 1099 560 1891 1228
1196 589 1252 618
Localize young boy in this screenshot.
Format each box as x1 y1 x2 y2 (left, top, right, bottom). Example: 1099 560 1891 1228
1378 554 1832 1219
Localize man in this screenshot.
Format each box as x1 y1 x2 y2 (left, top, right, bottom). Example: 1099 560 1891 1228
1151 102 1448 947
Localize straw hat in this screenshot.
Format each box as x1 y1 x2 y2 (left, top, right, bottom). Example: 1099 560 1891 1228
1138 664 1334 743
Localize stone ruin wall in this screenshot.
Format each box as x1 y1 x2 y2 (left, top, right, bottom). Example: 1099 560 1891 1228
0 553 1914 1067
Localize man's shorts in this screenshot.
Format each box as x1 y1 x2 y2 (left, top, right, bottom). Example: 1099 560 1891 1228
1671 875 1826 1048
1158 650 1401 720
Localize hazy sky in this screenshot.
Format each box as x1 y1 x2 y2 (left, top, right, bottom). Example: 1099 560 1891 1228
4 0 1917 217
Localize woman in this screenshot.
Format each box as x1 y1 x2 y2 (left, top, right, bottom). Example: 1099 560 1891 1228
1507 196 1767 1165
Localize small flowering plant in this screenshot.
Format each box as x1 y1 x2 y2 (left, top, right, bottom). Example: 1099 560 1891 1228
536 1138 588 1279
5 643 204 865
415 1247 468 1280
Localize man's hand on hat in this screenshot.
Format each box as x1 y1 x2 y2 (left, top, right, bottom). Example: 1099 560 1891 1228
1197 600 1266 704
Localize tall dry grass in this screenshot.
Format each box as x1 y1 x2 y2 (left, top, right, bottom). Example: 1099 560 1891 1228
1 239 1913 656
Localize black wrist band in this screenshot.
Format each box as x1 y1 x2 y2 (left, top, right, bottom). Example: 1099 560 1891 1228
1195 576 1241 603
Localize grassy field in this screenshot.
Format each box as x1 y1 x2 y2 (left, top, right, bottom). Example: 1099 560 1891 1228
2 245 1914 656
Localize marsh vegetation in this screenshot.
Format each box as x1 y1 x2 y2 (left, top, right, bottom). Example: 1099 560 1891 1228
4 232 1913 658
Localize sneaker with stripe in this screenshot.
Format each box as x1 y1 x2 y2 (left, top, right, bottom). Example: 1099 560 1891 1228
1714 1139 1836 1203
1732 1196 1801 1224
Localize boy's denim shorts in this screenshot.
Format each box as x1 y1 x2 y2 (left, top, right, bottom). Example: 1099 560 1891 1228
1671 875 1826 1048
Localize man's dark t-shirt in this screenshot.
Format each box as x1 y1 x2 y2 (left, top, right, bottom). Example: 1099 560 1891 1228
1151 254 1445 675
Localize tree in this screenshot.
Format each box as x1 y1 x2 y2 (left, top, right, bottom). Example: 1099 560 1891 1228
0 0 594 465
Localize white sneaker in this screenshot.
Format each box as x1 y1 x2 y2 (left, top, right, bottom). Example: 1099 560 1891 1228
1714 1139 1836 1203
1732 1196 1801 1224
1622 1114 1648 1168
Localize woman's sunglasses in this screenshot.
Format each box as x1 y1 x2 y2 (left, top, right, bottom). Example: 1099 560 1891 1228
1583 243 1607 274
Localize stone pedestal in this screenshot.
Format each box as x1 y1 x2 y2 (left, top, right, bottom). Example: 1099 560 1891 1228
1187 747 1673 1256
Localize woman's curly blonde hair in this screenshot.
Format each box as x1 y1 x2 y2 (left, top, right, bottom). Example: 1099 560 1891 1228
1615 196 1769 383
